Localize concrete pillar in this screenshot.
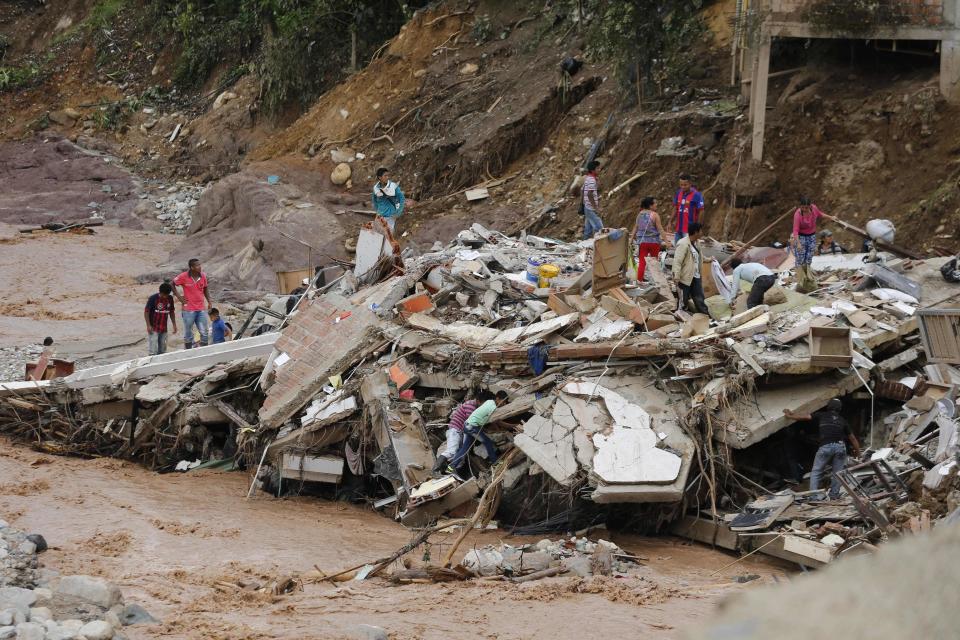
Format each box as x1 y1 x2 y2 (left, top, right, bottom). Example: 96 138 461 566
742 41 757 112
940 39 960 104
751 33 772 162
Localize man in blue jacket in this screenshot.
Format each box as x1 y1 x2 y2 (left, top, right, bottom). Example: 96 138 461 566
372 167 405 232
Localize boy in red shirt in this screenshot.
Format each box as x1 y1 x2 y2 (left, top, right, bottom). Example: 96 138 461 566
172 258 212 349
144 282 178 355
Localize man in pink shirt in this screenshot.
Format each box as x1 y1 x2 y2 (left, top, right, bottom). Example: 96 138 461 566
172 258 212 349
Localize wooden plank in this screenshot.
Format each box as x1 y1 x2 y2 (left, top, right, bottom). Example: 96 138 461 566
773 316 831 345
729 340 765 376
644 258 676 306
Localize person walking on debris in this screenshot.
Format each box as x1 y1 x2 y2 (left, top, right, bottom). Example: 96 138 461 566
783 399 861 500
209 308 232 344
172 258 212 349
372 167 405 233
447 390 509 475
816 229 844 256
630 196 670 282
144 282 177 355
672 173 705 245
581 160 604 239
432 393 480 474
673 223 710 316
286 277 310 314
790 197 833 293
728 259 777 310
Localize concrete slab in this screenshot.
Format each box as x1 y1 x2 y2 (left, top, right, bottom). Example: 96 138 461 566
513 414 578 486
64 333 278 391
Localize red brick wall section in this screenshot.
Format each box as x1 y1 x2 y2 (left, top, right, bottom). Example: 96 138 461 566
258 293 381 430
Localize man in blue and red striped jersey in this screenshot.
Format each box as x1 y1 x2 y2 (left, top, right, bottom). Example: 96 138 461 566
672 173 705 244
144 282 178 356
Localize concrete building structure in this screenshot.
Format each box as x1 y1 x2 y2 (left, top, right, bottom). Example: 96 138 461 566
742 0 960 160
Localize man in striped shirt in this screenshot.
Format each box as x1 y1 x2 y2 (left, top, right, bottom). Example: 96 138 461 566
581 160 604 239
672 173 705 244
432 395 479 474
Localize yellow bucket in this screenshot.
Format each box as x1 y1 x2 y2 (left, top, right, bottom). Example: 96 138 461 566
538 263 560 288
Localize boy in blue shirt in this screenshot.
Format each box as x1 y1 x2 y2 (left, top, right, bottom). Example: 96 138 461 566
209 308 232 344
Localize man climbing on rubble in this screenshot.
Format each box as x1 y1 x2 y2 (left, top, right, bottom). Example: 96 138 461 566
671 173 704 244
783 399 861 500
432 393 480 474
447 390 509 476
672 223 710 316
728 259 777 310
172 258 212 349
581 160 604 239
144 282 177 355
372 167 405 233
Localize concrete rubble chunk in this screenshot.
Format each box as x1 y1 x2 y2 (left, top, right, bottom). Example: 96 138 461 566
0 588 36 610
78 620 114 640
55 576 122 609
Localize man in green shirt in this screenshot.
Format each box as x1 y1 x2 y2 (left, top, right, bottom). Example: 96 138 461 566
448 390 509 475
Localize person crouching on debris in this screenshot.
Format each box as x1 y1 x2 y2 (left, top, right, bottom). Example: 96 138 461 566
144 282 177 355
729 259 777 310
432 393 480 474
447 390 509 476
630 196 671 282
172 258 212 349
372 167 405 233
783 399 861 500
790 197 834 293
209 308 232 344
672 222 710 316
816 229 844 256
581 160 604 239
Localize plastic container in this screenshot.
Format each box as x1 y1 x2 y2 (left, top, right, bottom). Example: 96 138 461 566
526 257 543 283
538 263 560 288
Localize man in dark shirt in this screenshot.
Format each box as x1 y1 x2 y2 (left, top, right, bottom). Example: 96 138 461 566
144 282 178 355
784 399 861 499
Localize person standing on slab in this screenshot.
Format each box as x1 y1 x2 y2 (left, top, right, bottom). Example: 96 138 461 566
728 258 777 310
672 222 710 316
144 282 177 355
672 173 705 245
372 167 405 233
784 399 861 500
581 160 604 239
172 258 212 349
630 196 671 282
790 197 834 293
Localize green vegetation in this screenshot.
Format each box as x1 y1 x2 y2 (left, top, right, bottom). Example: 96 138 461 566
154 0 423 114
0 63 43 92
572 0 706 96
88 0 129 30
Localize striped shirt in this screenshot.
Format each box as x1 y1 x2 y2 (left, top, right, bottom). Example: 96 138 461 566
582 173 599 210
448 400 479 432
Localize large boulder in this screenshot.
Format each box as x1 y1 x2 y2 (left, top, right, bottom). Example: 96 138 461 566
54 576 122 609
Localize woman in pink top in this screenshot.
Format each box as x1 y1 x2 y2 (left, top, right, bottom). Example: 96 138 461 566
790 197 833 261
790 197 834 292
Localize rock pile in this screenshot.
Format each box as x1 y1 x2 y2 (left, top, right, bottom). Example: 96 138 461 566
0 519 156 640
135 184 206 234
0 345 43 384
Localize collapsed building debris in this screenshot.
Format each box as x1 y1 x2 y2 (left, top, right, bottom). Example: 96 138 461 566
2 219 960 576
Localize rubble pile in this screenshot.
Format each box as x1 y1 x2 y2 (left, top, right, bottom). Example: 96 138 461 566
135 183 206 234
0 518 156 640
3 217 960 574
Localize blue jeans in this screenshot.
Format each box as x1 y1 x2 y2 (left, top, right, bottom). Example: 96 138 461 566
810 441 847 499
451 426 498 471
182 310 209 349
583 206 603 239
